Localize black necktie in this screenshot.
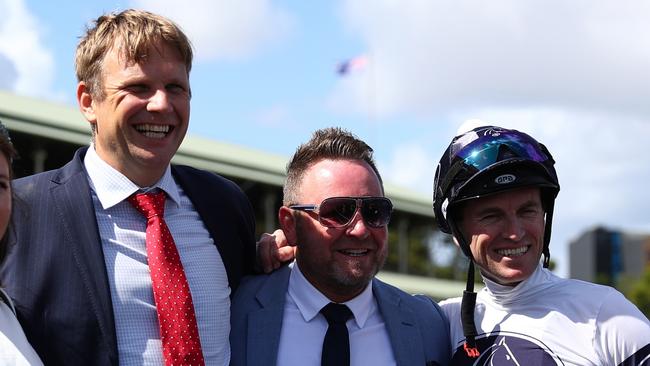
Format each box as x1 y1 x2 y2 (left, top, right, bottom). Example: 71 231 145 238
320 302 353 366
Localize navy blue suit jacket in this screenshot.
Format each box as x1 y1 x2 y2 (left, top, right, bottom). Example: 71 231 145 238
230 266 451 366
0 147 257 366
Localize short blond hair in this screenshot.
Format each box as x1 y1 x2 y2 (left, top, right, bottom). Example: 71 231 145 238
75 9 193 99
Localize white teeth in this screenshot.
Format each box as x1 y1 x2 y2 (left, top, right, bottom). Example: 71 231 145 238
135 124 171 138
497 246 529 257
340 249 369 257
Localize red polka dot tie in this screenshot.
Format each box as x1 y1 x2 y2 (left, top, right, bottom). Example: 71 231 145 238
129 192 205 366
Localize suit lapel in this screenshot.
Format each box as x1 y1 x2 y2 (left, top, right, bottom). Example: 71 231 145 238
248 267 291 366
374 279 425 366
51 148 118 363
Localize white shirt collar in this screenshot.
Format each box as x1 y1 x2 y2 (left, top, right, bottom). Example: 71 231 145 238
83 145 181 209
288 261 374 329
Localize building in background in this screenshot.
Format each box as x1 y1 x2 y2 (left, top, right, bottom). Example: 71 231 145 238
570 226 650 286
0 90 468 300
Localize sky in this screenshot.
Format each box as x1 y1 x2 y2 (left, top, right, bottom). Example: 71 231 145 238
1 0 650 278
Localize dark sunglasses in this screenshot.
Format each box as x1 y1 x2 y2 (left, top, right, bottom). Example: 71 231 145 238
289 196 393 228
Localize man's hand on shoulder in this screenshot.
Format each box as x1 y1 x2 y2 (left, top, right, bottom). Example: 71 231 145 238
256 229 296 273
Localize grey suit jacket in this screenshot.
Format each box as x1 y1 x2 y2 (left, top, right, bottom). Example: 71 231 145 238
230 265 451 366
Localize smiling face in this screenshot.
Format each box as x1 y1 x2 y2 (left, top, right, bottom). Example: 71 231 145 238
458 186 545 286
78 41 190 187
280 159 388 302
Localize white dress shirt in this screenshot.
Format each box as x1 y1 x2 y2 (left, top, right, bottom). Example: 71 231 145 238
276 263 396 366
84 146 231 366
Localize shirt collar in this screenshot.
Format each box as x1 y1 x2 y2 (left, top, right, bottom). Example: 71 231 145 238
288 261 374 329
83 145 181 209
481 262 556 305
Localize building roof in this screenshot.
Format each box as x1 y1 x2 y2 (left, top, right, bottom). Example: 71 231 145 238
0 90 434 217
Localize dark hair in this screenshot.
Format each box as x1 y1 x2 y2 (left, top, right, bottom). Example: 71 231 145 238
0 121 17 266
283 127 382 205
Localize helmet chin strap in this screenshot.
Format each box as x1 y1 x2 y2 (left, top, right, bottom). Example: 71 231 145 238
542 201 555 268
449 222 481 358
461 261 480 357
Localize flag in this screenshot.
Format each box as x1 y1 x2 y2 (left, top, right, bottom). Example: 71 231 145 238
336 55 368 75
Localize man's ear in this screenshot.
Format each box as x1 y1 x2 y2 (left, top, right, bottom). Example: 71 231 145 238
77 81 97 125
278 206 298 246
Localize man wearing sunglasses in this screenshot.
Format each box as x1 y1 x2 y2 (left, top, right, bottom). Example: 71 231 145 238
433 125 650 365
230 127 451 366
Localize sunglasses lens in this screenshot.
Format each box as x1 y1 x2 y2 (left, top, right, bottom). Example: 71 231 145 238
361 198 392 228
319 198 358 227
316 197 393 228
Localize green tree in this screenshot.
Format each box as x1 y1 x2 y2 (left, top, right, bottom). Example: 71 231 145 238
625 266 650 318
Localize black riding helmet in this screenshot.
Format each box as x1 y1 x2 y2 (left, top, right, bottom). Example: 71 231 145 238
432 125 560 357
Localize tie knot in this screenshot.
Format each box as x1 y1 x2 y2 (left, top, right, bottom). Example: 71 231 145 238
128 191 166 218
320 303 352 325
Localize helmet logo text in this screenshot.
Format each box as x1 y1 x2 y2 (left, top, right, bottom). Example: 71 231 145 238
495 174 516 185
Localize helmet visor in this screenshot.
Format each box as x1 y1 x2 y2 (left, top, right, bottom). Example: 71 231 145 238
453 129 551 171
